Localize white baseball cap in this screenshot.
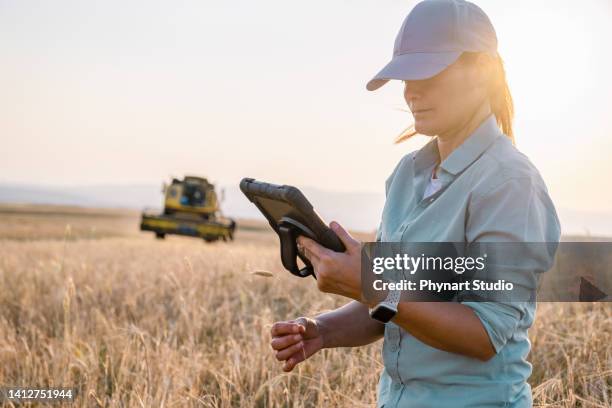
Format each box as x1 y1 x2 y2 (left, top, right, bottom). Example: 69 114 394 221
366 0 498 91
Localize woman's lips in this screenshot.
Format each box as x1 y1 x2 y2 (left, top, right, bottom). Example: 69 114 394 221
413 108 432 116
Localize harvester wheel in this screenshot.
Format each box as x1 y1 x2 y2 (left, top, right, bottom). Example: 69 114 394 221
155 232 166 239
229 220 236 241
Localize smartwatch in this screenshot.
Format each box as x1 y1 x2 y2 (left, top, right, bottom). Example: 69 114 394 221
369 289 401 323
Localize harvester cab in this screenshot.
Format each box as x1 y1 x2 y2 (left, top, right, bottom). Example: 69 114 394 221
140 175 236 242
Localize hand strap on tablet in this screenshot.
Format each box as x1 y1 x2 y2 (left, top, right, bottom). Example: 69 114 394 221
278 217 317 279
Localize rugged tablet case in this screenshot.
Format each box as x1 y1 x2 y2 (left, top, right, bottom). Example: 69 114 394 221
240 177 345 277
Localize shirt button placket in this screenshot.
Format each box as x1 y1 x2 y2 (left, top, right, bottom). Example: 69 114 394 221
386 326 402 385
388 326 400 351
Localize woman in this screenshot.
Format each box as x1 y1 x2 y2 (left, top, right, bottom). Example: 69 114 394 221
269 1 561 407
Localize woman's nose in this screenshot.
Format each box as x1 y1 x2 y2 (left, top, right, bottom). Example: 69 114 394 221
403 81 422 106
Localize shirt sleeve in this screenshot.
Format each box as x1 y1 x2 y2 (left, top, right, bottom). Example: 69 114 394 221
461 176 561 352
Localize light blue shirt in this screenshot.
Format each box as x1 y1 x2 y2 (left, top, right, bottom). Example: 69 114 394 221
375 115 561 408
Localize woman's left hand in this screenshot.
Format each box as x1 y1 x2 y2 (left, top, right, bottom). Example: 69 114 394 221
296 221 363 301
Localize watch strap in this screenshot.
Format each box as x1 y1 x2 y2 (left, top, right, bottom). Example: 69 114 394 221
384 288 401 307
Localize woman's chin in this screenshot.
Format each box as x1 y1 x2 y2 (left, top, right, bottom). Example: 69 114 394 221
414 121 437 136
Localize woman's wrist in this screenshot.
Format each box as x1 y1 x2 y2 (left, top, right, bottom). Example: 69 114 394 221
314 315 330 349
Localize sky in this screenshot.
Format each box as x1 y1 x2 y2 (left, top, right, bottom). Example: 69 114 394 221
1 0 612 215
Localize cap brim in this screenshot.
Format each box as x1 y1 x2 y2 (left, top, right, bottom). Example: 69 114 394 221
366 51 462 91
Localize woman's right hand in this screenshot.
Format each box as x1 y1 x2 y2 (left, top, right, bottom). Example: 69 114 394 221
270 317 324 372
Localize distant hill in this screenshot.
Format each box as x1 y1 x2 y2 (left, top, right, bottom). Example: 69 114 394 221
0 184 161 209
0 183 384 233
1 182 610 237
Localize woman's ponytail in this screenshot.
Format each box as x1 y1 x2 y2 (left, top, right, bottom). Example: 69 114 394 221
489 53 514 144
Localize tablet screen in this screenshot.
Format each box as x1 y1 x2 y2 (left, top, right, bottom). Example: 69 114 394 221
256 196 295 223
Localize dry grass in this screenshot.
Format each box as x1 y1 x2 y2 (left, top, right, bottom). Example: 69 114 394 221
0 205 610 407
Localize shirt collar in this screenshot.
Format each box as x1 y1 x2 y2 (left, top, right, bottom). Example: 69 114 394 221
413 114 503 176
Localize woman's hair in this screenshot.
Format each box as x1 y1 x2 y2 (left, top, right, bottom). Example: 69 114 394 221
394 51 515 145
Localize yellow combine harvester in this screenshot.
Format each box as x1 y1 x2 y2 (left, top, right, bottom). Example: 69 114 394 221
140 175 236 242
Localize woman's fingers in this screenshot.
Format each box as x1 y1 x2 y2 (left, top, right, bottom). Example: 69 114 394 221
329 221 360 252
297 236 326 260
281 344 309 372
270 321 305 337
282 349 305 372
283 357 298 372
270 333 303 351
274 339 304 361
281 339 320 371
270 317 322 372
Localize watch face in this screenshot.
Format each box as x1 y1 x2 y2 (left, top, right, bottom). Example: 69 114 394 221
370 305 397 323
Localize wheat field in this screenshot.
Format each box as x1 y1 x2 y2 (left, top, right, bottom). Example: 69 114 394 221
0 205 610 407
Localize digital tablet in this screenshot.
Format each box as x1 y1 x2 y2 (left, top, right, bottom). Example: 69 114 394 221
240 178 345 278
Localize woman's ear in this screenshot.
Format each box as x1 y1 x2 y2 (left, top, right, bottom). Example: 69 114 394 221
462 53 495 105
474 53 496 91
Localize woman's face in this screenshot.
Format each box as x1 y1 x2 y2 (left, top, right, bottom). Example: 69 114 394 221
403 55 490 137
